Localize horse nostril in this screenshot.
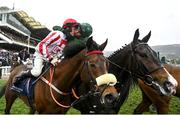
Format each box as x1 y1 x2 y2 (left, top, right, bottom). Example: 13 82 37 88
104 93 115 104
164 81 173 87
164 81 173 92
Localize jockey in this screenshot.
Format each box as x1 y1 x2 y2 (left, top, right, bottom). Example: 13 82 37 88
68 22 93 45
11 18 89 89
52 22 93 45
18 48 30 65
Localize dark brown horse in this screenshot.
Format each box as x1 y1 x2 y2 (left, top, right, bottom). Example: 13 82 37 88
134 63 180 114
106 29 177 113
71 29 178 114
0 37 118 114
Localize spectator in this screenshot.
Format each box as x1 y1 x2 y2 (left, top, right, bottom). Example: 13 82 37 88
18 48 30 65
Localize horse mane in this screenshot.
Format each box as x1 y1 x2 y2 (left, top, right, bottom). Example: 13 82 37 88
108 44 129 63
107 43 137 109
63 42 86 58
108 39 141 60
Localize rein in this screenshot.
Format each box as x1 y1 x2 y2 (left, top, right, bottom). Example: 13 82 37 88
49 66 71 108
49 65 82 108
40 66 79 108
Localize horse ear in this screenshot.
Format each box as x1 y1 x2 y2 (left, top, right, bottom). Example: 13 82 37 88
99 39 108 51
142 31 151 43
86 36 93 48
132 29 139 44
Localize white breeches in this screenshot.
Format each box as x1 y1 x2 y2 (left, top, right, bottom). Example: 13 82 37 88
30 52 44 77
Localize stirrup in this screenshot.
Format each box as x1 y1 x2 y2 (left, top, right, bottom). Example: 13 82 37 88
10 85 23 93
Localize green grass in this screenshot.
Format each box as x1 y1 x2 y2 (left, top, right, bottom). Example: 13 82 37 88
0 79 179 114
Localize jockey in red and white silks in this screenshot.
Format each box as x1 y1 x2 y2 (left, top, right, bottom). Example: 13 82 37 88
31 31 67 77
11 18 83 92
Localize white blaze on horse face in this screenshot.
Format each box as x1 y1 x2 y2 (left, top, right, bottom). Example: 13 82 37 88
164 68 178 87
156 68 178 96
96 73 117 86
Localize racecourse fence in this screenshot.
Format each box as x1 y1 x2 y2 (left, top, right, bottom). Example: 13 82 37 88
0 64 180 80
0 66 11 79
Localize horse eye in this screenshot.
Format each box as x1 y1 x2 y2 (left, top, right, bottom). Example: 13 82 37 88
135 51 147 58
89 63 96 67
139 53 148 58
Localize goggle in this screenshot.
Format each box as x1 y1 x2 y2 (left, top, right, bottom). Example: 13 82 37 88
73 24 81 30
63 23 80 29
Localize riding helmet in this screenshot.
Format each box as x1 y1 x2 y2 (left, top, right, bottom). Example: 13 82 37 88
80 23 93 38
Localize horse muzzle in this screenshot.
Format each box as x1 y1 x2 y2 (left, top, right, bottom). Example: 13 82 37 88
163 80 177 95
162 74 178 95
152 79 177 96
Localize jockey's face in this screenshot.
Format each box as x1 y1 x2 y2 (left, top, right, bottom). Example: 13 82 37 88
70 25 81 38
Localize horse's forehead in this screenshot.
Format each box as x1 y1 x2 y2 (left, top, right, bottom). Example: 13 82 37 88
135 43 148 48
135 43 152 52
88 55 106 62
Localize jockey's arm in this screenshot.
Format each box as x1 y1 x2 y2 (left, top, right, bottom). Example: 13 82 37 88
38 32 56 61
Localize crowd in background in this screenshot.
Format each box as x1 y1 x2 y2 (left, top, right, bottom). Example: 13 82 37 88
0 49 11 66
0 48 33 67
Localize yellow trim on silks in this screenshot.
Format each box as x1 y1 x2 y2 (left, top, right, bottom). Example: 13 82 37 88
96 73 117 86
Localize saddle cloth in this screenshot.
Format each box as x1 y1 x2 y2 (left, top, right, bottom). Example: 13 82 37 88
11 78 36 96
11 62 51 95
10 77 37 108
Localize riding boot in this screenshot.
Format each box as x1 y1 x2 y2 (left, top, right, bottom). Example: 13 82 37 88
13 71 33 86
11 70 34 93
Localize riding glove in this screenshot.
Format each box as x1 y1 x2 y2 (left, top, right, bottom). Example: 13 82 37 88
50 58 60 66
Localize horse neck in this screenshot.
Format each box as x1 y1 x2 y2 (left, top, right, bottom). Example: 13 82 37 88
108 47 134 74
52 50 86 92
108 48 135 110
164 64 180 80
108 47 135 86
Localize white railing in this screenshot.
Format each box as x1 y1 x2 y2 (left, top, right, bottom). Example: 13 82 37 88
176 64 180 67
0 66 11 79
0 64 180 79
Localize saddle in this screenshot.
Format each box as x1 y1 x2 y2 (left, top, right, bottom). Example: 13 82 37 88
10 62 51 107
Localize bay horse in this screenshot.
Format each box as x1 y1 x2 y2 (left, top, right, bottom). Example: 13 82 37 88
70 29 178 114
0 37 118 114
134 63 180 114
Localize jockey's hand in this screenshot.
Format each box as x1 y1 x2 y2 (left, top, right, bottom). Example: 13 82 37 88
50 58 60 66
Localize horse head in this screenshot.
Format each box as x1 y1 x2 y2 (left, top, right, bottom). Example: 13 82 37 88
73 37 119 113
53 36 118 113
107 29 178 113
130 29 177 96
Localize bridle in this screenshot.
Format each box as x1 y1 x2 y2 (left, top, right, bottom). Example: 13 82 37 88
132 43 165 85
72 50 117 111
46 50 110 109
82 50 106 92
107 42 164 86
